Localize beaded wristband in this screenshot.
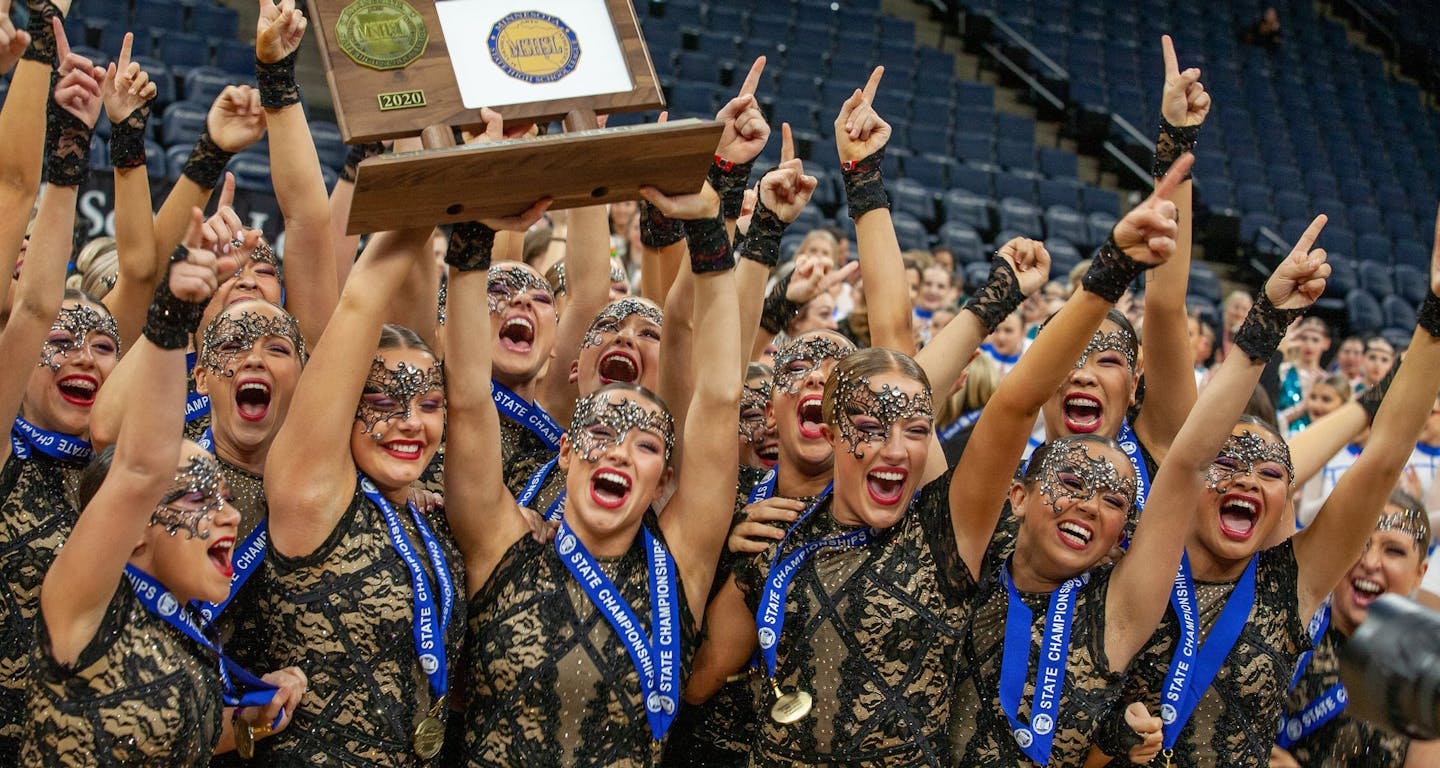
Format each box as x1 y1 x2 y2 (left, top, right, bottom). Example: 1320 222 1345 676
708 158 754 220
842 147 889 218
1080 235 1145 303
444 221 496 272
639 200 685 248
740 199 785 268
961 256 1026 333
45 99 91 186
181 130 235 189
760 273 803 334
1152 118 1200 179
1420 292 1440 338
109 104 152 169
21 0 60 63
143 247 208 350
1233 291 1305 364
683 214 733 274
256 50 301 110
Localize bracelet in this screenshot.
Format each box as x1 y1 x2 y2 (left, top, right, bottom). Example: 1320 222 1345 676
1419 292 1440 338
1152 118 1199 179
842 147 889 219
739 199 785 268
760 273 803 334
683 214 733 274
182 130 235 189
445 221 496 272
708 157 753 220
21 0 61 63
1080 235 1145 303
961 256 1026 333
1357 359 1399 424
142 247 208 350
109 104 152 169
639 200 685 248
339 141 383 183
45 98 92 187
256 49 301 110
1232 291 1305 364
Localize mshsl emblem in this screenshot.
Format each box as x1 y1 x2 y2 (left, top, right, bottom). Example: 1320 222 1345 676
488 11 581 84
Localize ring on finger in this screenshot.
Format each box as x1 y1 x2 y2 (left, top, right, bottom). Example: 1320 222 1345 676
230 238 244 249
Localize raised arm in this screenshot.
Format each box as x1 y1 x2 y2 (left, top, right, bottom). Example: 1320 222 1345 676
947 156 1192 576
712 58 769 241
328 142 383 289
535 202 609 426
1134 35 1209 462
1107 215 1329 671
1294 205 1440 620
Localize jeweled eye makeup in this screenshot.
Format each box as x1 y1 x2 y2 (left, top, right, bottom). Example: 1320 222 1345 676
569 392 675 464
1034 442 1136 516
1074 329 1137 370
199 309 307 375
354 356 446 439
830 371 933 457
39 305 121 370
581 298 664 349
151 453 227 540
486 264 555 315
739 378 772 444
1205 429 1295 489
771 336 854 396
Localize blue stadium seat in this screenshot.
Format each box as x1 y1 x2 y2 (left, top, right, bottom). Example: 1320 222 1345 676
994 171 1037 203
1358 263 1395 296
1382 294 1417 329
214 40 254 77
229 153 272 193
942 190 992 234
954 81 994 110
1037 178 1081 211
144 139 166 178
98 23 155 58
161 101 209 146
951 163 993 198
952 132 993 165
1047 240 1082 275
1274 190 1309 222
1080 186 1120 216
907 154 953 190
1087 211 1118 244
997 198 1042 237
1044 206 1088 248
939 222 985 264
1324 259 1358 299
995 113 1035 143
159 32 211 70
891 212 929 250
1393 264 1428 305
166 145 191 179
907 125 950 157
135 0 184 31
674 50 715 83
1394 238 1429 269
184 67 235 107
1038 147 1079 179
1356 232 1392 263
88 135 108 171
892 179 937 228
1240 212 1280 244
995 140 1036 172
189 3 240 38
1235 183 1271 214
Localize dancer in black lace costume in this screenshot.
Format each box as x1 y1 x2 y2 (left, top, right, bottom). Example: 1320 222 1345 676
1281 624 1413 767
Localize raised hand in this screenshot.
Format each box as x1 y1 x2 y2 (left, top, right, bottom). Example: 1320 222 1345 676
206 85 266 152
256 0 307 64
786 253 857 306
171 209 240 304
199 178 264 256
758 124 819 223
102 33 157 124
996 237 1053 297
640 181 721 221
463 108 553 231
1112 154 1192 266
248 666 307 738
0 0 30 75
834 66 891 164
1160 35 1210 127
728 497 804 554
1263 214 1330 309
52 18 104 127
714 57 770 164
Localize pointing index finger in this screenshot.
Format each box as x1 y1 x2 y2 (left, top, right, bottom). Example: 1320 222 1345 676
52 16 69 63
738 56 765 98
780 122 793 163
118 31 133 72
860 66 884 103
1149 152 1193 202
1161 35 1179 79
1293 214 1328 253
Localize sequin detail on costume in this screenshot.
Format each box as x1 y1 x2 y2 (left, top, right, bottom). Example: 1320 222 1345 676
830 372 933 457
581 298 664 349
38 305 121 370
1034 441 1137 517
1206 429 1295 489
771 336 854 395
486 264 554 315
569 392 675 463
150 453 226 540
355 357 445 439
739 376 772 444
198 309 307 375
1074 329 1136 369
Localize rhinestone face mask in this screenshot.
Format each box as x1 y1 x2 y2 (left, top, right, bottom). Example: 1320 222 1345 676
771 336 854 396
355 356 446 440
1205 429 1295 490
150 453 226 540
610 261 629 288
237 239 280 278
569 392 675 464
581 298 664 349
1034 441 1137 516
39 304 121 370
739 377 772 444
486 264 555 315
830 371 933 457
1074 329 1137 370
1374 505 1431 552
199 309 307 375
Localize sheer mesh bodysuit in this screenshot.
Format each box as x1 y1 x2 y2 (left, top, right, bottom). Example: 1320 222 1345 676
23 583 224 766
248 484 466 766
463 516 697 766
732 473 973 767
1283 626 1409 767
0 450 82 752
1095 541 1309 767
500 411 558 500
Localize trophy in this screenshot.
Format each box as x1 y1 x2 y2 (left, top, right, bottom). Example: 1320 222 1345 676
307 0 723 232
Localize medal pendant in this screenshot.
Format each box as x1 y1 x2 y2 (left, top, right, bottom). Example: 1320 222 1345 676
234 719 255 760
1161 748 1173 768
767 678 812 724
412 716 444 759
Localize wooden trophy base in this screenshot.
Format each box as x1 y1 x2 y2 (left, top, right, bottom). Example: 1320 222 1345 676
347 118 723 234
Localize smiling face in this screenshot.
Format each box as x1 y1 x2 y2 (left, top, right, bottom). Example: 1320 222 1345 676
767 331 857 476
574 298 664 394
139 443 242 604
990 312 1025 357
1041 319 1139 440
739 368 779 470
1192 423 1295 564
487 263 558 386
559 387 674 540
1363 339 1395 387
1294 324 1330 367
1332 501 1430 634
826 367 934 531
199 240 283 330
349 348 446 494
1306 380 1346 421
790 293 837 335
23 298 121 435
194 301 305 459
918 266 952 312
1011 438 1136 581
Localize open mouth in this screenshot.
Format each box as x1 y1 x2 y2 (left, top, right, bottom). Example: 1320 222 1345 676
1218 494 1260 541
866 467 907 505
1057 520 1094 550
499 316 536 353
208 536 234 579
589 469 632 509
56 375 98 407
598 351 639 384
1062 393 1102 433
235 379 272 422
1350 576 1384 607
756 441 780 467
382 440 424 461
797 396 825 440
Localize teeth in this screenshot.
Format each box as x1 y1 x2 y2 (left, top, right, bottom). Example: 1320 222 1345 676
596 471 630 490
1353 578 1383 595
503 317 533 332
1225 499 1258 514
871 470 904 482
1065 396 1096 407
1059 521 1092 543
62 379 95 391
239 382 270 394
388 443 420 455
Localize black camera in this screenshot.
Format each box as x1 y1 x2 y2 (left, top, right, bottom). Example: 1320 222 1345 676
1341 595 1440 739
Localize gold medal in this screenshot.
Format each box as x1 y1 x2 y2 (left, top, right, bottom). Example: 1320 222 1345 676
335 0 428 71
412 696 446 759
767 678 813 724
1161 749 1173 768
234 717 255 760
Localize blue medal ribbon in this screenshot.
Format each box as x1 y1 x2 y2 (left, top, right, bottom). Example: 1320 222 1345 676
123 564 280 718
359 475 456 706
197 426 214 453
747 469 779 505
194 522 268 625
1276 602 1342 748
554 519 681 740
1158 553 1257 750
10 415 92 464
1116 419 1150 513
517 457 567 522
999 561 1087 765
185 352 210 424
492 380 563 451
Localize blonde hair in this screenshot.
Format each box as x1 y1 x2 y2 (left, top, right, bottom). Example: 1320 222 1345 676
65 237 119 299
936 353 1000 426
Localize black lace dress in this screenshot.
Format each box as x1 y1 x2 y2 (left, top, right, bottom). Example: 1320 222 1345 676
23 582 224 766
732 473 973 767
1282 625 1410 767
500 412 559 500
463 517 697 766
0 449 83 753
1093 540 1309 768
951 558 1123 767
247 484 466 766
